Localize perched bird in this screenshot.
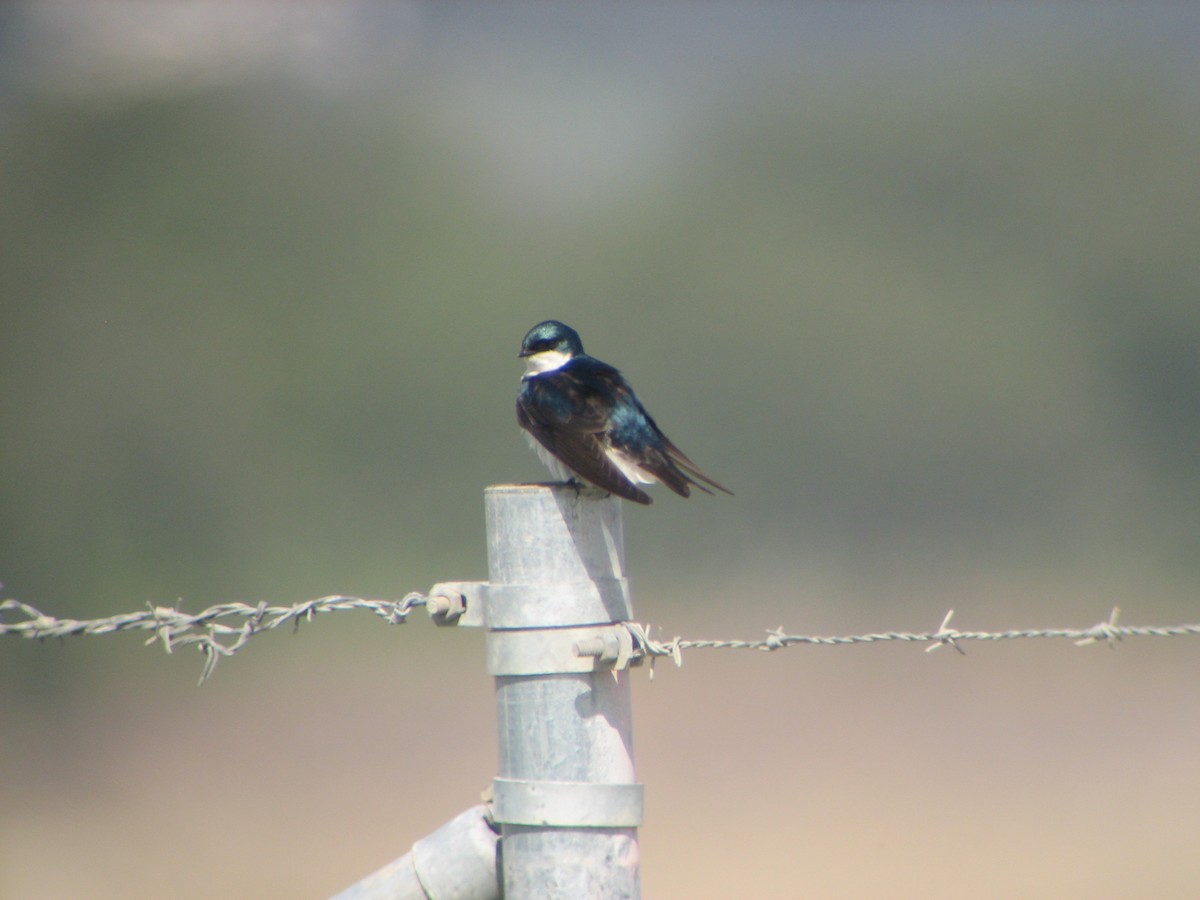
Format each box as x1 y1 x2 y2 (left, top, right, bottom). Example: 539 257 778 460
516 320 731 505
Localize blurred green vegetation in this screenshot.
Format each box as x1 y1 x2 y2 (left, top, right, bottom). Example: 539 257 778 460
2 29 1199 697
5 12 1200 898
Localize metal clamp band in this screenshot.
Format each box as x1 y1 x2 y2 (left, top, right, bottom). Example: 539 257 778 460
425 579 634 630
492 777 644 828
483 579 632 629
487 624 634 675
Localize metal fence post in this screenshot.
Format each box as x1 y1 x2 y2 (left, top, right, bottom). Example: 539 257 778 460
485 484 641 899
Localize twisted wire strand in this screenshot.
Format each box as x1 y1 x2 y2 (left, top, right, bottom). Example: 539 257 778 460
625 607 1200 665
1 595 426 683
5 596 1199 682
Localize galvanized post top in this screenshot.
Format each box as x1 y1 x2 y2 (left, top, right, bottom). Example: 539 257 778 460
425 484 634 631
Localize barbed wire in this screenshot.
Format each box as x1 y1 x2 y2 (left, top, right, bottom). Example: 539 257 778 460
4 596 1199 683
0 595 426 683
626 608 1200 667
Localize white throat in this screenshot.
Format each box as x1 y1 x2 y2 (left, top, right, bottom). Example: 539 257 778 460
523 349 571 376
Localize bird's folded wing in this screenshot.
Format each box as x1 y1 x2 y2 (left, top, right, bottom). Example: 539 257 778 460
517 386 652 505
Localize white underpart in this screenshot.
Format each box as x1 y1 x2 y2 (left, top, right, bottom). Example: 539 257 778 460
524 431 574 481
522 349 571 375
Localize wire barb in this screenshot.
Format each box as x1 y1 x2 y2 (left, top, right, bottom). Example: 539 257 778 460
1075 606 1121 648
925 609 966 655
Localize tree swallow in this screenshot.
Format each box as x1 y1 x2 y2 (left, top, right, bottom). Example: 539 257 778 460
516 320 731 505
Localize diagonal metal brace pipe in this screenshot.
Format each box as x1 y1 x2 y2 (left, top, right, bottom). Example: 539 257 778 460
330 803 499 900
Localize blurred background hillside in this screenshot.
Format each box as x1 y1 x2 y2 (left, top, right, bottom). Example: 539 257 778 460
2 4 1199 898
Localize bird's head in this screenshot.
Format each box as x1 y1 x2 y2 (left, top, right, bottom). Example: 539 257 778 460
519 320 584 374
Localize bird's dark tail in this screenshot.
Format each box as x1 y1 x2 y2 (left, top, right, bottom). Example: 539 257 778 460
661 441 732 498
